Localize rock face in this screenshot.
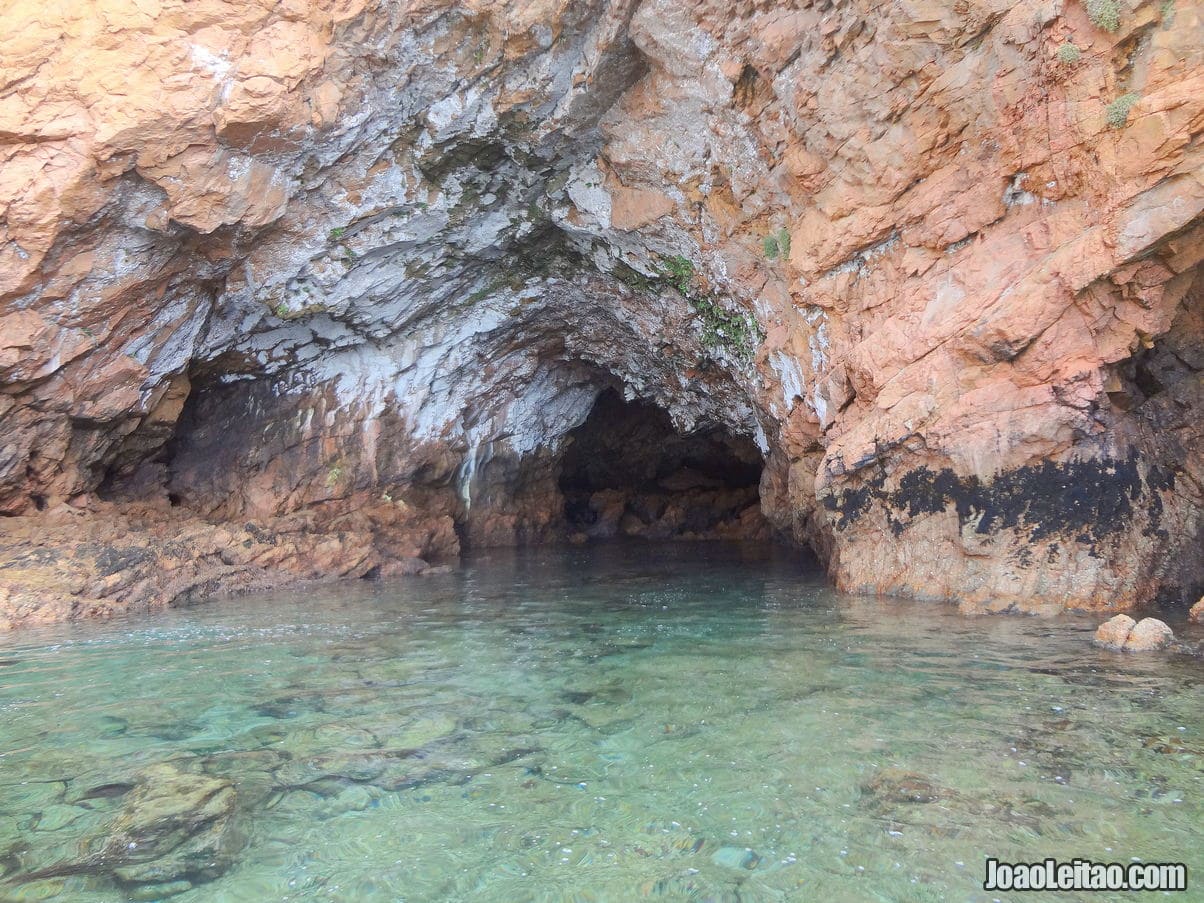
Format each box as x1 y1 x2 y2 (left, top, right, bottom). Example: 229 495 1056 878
0 500 454 630
0 0 1201 626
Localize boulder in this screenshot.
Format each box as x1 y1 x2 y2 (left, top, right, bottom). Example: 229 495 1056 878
1122 618 1176 653
1094 615 1175 652
1093 614 1136 649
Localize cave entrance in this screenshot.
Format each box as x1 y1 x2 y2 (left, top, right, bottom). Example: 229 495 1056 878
558 390 769 543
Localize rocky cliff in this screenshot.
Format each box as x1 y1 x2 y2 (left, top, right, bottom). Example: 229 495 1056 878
1 0 1201 627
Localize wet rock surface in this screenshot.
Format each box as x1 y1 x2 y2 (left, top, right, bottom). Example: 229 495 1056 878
0 499 456 629
1122 618 1177 652
0 0 1202 623
1094 615 1177 652
1094 614 1139 649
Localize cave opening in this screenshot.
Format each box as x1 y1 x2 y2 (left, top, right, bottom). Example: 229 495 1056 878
557 389 770 543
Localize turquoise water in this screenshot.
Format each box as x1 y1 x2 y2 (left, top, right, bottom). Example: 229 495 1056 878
0 543 1200 902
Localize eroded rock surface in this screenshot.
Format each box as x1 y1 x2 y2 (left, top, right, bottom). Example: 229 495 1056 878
0 498 455 630
1 0 1202 625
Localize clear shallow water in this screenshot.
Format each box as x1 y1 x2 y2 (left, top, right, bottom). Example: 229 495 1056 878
0 543 1200 903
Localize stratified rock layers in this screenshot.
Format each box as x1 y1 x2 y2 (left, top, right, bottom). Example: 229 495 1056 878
0 0 1201 626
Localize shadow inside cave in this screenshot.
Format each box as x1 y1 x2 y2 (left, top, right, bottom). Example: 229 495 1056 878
557 389 770 543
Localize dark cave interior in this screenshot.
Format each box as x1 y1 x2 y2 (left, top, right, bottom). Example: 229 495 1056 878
557 390 770 543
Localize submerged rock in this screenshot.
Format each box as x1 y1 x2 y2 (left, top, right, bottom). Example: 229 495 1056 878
859 769 942 805
11 763 244 894
33 804 88 833
127 879 194 900
100 763 243 887
1094 616 1175 652
710 846 762 871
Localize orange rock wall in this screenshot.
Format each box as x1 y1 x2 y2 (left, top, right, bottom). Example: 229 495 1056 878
0 0 1201 625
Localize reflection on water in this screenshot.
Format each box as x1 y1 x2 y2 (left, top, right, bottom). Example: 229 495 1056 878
0 543 1200 902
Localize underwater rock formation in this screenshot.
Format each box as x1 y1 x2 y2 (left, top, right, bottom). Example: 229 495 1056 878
0 0 1201 625
10 763 243 897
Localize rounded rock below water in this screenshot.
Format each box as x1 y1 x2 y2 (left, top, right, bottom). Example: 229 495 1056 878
711 846 761 870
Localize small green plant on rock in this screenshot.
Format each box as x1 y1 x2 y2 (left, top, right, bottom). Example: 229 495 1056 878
663 256 763 361
658 255 695 294
1159 0 1175 26
328 226 346 241
620 254 765 365
472 34 492 65
1085 0 1120 32
1106 92 1140 128
326 463 344 487
275 302 289 318
1056 42 1082 63
688 294 763 364
761 227 792 261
